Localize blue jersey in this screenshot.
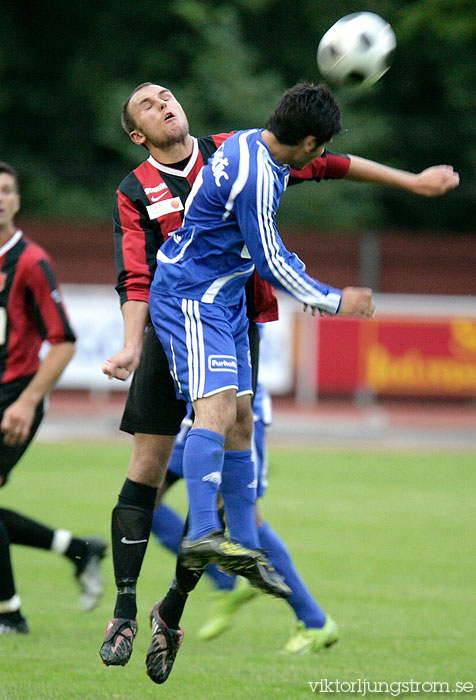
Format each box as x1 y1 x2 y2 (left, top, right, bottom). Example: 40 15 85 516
150 129 342 314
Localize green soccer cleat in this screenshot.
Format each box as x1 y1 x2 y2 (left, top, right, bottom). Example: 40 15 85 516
283 616 339 655
197 585 259 641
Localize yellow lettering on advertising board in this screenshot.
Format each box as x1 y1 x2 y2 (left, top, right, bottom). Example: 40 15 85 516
366 343 476 393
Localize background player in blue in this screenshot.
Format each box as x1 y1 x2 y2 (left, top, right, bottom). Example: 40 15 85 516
151 343 337 652
149 82 378 585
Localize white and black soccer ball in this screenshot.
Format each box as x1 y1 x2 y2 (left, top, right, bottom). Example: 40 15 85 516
317 12 396 89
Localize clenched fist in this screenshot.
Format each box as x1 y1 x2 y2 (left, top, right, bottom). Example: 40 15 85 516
338 287 375 318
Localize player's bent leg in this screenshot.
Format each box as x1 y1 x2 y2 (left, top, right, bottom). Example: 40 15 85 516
255 514 339 654
0 508 107 612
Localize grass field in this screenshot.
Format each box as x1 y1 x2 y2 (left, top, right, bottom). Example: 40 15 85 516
1 442 475 700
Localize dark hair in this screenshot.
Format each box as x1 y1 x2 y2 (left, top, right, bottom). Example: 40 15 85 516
121 82 153 134
0 162 19 192
265 81 342 146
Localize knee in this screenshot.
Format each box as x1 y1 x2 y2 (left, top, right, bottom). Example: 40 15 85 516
233 403 254 443
128 435 175 486
193 391 237 437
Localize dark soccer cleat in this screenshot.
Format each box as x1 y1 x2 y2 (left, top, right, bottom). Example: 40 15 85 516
75 536 108 611
242 550 291 599
0 615 29 635
179 531 290 599
100 618 138 666
146 601 184 684
179 530 260 573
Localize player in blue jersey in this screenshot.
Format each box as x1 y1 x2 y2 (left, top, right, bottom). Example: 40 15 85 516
149 82 377 586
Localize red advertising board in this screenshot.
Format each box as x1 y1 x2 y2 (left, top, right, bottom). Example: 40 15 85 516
317 316 476 398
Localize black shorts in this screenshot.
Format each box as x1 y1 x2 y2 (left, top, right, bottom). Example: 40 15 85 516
0 375 45 485
120 321 261 436
120 325 188 435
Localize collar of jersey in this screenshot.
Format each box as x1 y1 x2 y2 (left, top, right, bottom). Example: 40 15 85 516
0 229 22 258
257 130 289 172
147 137 199 178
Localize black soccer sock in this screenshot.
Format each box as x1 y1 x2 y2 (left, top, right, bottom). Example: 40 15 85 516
174 510 204 595
174 560 204 595
0 507 55 550
158 579 189 630
0 517 16 602
111 478 157 619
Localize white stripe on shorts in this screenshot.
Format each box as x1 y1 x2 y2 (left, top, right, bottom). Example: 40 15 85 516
182 299 206 401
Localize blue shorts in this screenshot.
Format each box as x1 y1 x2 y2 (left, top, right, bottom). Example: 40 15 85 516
149 293 253 402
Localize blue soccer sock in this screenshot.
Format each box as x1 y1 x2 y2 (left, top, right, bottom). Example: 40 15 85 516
258 521 326 628
151 504 235 591
182 428 225 541
220 450 259 550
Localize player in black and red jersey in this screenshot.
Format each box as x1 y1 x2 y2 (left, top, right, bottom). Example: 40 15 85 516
98 83 458 681
0 162 107 634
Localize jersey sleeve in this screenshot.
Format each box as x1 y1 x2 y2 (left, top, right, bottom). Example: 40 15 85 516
25 256 76 345
233 162 342 314
114 188 155 306
245 271 279 323
288 149 350 185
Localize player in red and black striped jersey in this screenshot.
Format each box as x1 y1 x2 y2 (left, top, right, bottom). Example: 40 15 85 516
0 162 107 634
0 233 75 386
99 83 459 677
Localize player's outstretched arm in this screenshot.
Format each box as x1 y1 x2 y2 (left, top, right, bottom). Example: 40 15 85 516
102 300 149 381
1 341 75 447
345 155 460 197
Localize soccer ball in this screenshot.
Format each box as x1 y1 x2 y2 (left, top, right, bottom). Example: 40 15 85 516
317 12 396 88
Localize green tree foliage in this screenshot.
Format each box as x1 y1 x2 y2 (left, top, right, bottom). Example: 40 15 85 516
0 0 473 232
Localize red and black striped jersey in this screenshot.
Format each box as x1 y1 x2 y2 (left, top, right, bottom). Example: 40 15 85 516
0 231 76 385
113 132 350 321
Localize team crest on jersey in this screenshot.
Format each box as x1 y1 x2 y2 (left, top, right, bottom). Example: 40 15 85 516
211 151 230 187
0 272 6 292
